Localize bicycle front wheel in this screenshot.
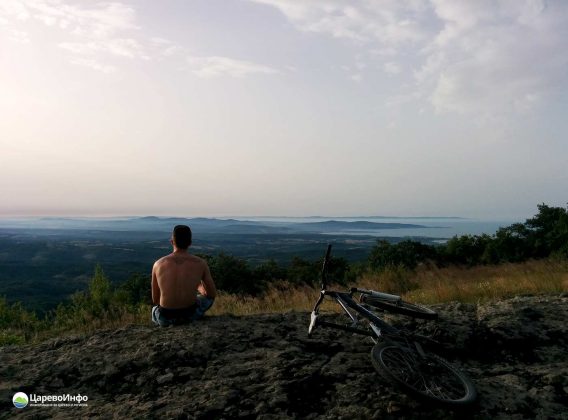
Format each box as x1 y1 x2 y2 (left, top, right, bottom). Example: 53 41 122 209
371 342 477 407
361 295 437 320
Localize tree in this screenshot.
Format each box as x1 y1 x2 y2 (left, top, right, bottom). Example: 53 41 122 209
253 259 286 284
288 257 319 285
369 240 437 271
88 265 112 309
119 273 151 305
492 224 530 262
208 253 258 295
525 203 568 258
443 234 493 265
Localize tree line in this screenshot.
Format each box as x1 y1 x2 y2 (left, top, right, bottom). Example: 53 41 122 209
368 203 568 270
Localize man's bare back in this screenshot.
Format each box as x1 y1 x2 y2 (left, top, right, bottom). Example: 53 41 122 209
152 252 217 309
151 225 217 326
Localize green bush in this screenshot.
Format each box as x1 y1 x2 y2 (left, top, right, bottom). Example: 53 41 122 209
208 253 259 295
443 234 493 265
119 273 151 305
368 240 437 271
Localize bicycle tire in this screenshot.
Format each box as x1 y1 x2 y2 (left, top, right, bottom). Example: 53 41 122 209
361 295 438 320
371 342 477 407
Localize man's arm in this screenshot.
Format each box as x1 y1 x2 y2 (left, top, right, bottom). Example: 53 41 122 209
151 262 161 305
199 262 217 299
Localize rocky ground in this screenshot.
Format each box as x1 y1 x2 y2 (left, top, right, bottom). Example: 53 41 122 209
1 295 567 419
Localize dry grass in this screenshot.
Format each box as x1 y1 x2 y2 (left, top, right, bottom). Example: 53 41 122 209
3 259 566 345
363 259 568 305
211 258 568 315
209 283 319 315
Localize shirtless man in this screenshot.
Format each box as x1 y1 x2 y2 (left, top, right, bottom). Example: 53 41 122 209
151 225 217 326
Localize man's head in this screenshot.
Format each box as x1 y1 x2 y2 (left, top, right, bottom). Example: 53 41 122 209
172 225 192 249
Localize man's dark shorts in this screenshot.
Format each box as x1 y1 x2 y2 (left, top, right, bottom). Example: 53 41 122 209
152 295 214 327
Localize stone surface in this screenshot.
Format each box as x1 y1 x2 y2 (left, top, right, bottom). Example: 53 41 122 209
1 295 567 419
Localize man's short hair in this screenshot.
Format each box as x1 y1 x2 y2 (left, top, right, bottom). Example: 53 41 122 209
173 225 192 249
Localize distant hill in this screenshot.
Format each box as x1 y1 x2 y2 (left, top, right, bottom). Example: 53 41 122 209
297 220 427 230
0 217 428 233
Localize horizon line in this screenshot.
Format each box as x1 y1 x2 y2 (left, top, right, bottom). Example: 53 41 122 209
0 214 527 221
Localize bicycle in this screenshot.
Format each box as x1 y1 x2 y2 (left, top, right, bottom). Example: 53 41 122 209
308 245 477 408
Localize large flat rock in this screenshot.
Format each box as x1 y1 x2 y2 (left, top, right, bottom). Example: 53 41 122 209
1 295 567 419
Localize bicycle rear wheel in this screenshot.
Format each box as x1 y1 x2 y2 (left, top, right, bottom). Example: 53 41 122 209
371 342 477 407
361 295 437 320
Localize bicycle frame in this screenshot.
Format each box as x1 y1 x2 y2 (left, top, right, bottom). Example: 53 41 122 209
310 244 400 339
309 289 400 339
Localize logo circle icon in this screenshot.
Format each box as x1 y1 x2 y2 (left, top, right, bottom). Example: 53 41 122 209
13 392 29 408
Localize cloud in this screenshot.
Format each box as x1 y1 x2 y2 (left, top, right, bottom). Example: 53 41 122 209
0 0 149 70
69 57 116 74
1 2 277 79
59 38 148 59
0 0 139 36
0 0 31 21
250 0 568 120
423 0 568 118
150 37 185 57
251 0 433 44
383 62 401 75
187 55 279 78
7 28 30 43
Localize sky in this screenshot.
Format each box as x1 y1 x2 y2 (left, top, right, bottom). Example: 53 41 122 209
1 0 567 219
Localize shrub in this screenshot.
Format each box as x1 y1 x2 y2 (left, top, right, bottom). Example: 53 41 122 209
208 253 259 295
368 240 437 271
119 273 151 305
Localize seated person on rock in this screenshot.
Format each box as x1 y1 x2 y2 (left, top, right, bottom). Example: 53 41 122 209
151 225 217 326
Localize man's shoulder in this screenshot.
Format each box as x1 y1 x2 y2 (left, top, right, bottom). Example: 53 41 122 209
153 253 206 267
153 255 170 267
188 254 207 265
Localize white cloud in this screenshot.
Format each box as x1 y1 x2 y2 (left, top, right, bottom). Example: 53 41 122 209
34 13 56 26
150 37 184 57
1 0 149 70
250 0 568 121
69 57 116 74
187 56 279 78
0 0 31 21
0 0 139 36
424 0 568 118
7 28 30 43
252 0 433 44
58 37 148 60
383 62 401 75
